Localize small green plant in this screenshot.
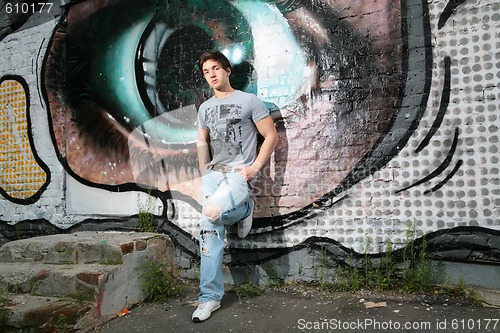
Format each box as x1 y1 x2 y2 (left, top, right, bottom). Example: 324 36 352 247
54 313 69 333
456 278 467 293
335 252 361 292
139 255 183 302
313 246 334 290
362 237 376 289
235 282 262 299
400 222 432 293
335 254 351 292
431 282 470 298
334 266 347 291
297 261 304 276
137 191 155 232
0 287 7 306
375 239 396 290
266 267 285 288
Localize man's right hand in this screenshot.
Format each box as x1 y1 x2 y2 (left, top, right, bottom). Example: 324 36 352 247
200 163 213 175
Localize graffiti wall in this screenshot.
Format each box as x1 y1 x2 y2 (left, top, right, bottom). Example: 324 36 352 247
0 0 499 274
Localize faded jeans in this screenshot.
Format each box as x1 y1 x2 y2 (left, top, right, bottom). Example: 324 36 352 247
198 168 253 303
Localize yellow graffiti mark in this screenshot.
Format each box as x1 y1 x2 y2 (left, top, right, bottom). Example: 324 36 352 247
0 79 48 201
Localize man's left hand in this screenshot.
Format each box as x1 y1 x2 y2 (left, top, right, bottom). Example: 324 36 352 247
239 165 260 181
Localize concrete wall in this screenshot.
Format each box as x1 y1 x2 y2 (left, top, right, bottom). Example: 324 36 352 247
0 0 499 280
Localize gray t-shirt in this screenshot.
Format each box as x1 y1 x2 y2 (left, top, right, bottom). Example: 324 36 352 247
198 90 269 167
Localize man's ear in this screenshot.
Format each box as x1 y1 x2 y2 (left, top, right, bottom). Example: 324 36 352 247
226 67 231 76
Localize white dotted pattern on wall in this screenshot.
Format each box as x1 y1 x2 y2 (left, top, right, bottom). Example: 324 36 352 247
320 1 500 253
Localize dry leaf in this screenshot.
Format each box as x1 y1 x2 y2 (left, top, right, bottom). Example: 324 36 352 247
364 301 387 309
117 308 130 317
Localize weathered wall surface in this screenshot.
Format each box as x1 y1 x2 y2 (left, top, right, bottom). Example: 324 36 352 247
0 0 499 277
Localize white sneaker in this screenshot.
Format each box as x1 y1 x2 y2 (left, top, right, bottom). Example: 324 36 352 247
192 300 221 323
237 199 254 238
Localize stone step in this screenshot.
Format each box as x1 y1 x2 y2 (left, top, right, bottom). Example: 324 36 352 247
0 294 97 332
0 232 177 332
0 262 117 301
0 231 157 265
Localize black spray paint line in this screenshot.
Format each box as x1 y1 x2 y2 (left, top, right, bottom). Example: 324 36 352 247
438 0 467 29
423 159 463 195
415 56 451 153
36 38 46 109
395 127 460 194
227 225 500 266
250 195 350 236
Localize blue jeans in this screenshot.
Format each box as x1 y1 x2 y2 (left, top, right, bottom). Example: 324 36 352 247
198 168 253 303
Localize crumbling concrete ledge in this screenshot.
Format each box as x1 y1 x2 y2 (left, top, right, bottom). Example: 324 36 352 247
0 231 177 332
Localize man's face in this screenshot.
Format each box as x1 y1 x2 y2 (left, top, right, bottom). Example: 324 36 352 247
202 59 231 91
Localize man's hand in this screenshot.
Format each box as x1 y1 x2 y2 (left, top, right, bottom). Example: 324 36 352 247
239 165 260 181
200 163 213 175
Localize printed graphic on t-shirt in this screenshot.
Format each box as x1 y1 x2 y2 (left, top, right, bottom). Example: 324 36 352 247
205 104 243 157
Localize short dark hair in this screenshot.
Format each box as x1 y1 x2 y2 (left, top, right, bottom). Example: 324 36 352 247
197 51 232 75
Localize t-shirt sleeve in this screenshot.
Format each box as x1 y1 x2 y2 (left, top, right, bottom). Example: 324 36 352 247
250 95 270 123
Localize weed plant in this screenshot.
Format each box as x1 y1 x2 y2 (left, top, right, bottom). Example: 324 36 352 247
139 255 184 302
400 222 432 293
137 191 155 232
334 252 359 292
235 282 263 299
315 246 332 288
54 314 69 333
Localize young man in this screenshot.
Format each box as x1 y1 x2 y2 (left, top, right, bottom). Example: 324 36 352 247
192 51 278 323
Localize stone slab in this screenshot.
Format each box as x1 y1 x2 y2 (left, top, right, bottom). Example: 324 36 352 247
0 294 93 332
0 231 161 265
0 262 118 300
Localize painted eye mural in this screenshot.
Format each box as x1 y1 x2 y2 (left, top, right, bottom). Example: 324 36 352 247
40 0 426 248
43 0 407 205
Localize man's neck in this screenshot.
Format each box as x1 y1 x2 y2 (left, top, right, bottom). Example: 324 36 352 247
213 87 236 99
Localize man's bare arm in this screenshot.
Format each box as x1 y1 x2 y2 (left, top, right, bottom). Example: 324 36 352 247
197 127 211 174
240 115 279 180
